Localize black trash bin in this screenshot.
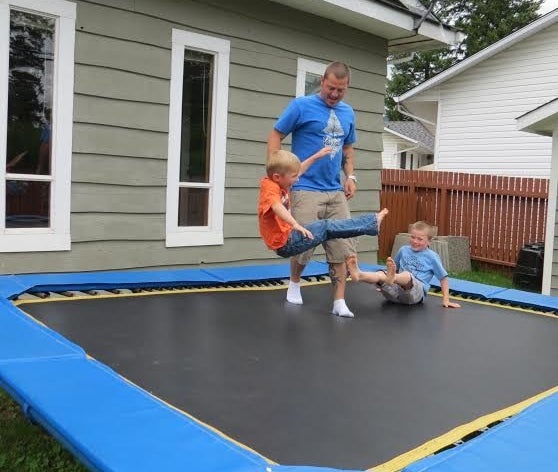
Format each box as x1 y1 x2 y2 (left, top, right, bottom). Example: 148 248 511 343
512 242 544 292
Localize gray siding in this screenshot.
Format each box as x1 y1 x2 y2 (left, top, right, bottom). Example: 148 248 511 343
4 0 387 274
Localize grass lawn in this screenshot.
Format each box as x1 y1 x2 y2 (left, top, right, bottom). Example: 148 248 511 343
0 388 88 471
0 268 514 471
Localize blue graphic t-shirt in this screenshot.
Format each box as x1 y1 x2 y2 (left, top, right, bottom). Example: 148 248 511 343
394 245 448 295
273 94 356 192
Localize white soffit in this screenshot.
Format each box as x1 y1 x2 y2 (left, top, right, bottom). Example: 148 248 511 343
268 0 462 53
517 98 558 137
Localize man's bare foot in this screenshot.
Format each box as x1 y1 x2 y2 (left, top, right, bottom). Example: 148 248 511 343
346 254 360 281
377 208 389 227
385 257 396 285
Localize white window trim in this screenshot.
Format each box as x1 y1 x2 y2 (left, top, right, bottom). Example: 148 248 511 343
0 0 75 252
166 29 230 247
296 58 326 97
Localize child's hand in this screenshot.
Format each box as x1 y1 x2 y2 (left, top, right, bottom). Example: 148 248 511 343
293 223 313 239
443 300 461 308
315 146 333 159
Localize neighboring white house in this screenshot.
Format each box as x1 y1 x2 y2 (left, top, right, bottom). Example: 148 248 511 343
396 8 558 178
382 120 434 169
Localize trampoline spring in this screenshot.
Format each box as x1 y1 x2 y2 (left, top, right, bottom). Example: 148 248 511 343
107 289 121 294
59 291 74 297
84 290 98 296
33 292 50 299
486 419 504 428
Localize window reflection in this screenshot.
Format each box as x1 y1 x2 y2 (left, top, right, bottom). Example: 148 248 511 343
6 180 50 228
305 73 321 95
6 10 54 228
178 187 208 226
178 50 213 227
180 51 212 184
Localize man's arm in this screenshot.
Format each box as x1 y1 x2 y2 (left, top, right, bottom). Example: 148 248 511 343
267 129 286 158
342 144 357 199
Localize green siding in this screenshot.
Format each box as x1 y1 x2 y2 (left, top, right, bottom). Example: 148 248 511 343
4 0 387 273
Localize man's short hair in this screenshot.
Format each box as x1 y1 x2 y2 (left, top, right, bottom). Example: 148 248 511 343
324 61 351 83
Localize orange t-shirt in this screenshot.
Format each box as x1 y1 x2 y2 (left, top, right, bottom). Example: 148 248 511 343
258 177 293 250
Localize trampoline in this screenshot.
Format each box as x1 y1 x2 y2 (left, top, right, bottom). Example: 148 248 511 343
1 261 558 471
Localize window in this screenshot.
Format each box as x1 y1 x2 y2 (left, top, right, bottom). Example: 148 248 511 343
166 29 230 247
0 0 75 252
400 151 407 169
296 58 326 97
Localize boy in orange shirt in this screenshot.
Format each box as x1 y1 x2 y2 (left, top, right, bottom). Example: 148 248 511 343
258 149 388 259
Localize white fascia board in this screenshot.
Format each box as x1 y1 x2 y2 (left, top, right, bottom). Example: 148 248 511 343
268 0 461 50
398 9 558 103
383 127 418 144
517 98 558 137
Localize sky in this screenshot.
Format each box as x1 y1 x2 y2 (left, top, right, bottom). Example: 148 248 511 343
540 0 558 14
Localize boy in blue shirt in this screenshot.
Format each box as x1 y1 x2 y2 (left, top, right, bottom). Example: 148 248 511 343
347 221 461 308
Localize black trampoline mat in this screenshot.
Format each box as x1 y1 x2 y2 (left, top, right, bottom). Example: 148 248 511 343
21 283 558 469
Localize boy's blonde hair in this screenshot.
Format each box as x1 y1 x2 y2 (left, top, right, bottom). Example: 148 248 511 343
410 221 436 240
266 150 301 177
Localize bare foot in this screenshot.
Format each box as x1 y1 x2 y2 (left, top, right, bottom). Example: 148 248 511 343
346 254 360 281
377 208 389 227
385 257 396 285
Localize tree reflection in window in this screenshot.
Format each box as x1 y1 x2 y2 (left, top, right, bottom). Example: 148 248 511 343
5 9 54 228
305 73 321 95
178 50 213 227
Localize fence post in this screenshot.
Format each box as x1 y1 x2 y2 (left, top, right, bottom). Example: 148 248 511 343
439 172 449 235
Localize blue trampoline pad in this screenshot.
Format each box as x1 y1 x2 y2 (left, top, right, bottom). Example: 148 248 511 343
403 390 558 472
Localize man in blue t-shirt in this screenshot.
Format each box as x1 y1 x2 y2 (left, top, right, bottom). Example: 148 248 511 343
267 61 359 318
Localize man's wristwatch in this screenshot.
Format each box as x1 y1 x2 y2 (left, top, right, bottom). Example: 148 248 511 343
347 175 357 183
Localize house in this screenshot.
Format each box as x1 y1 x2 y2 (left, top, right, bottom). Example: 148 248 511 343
382 120 434 169
0 0 460 274
517 98 558 295
396 8 558 178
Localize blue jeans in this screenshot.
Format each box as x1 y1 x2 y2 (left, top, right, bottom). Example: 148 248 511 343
276 213 379 258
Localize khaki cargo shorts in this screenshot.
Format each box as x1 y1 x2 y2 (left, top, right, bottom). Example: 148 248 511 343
290 190 357 265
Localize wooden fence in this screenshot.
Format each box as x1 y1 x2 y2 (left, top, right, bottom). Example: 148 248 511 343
379 169 549 271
